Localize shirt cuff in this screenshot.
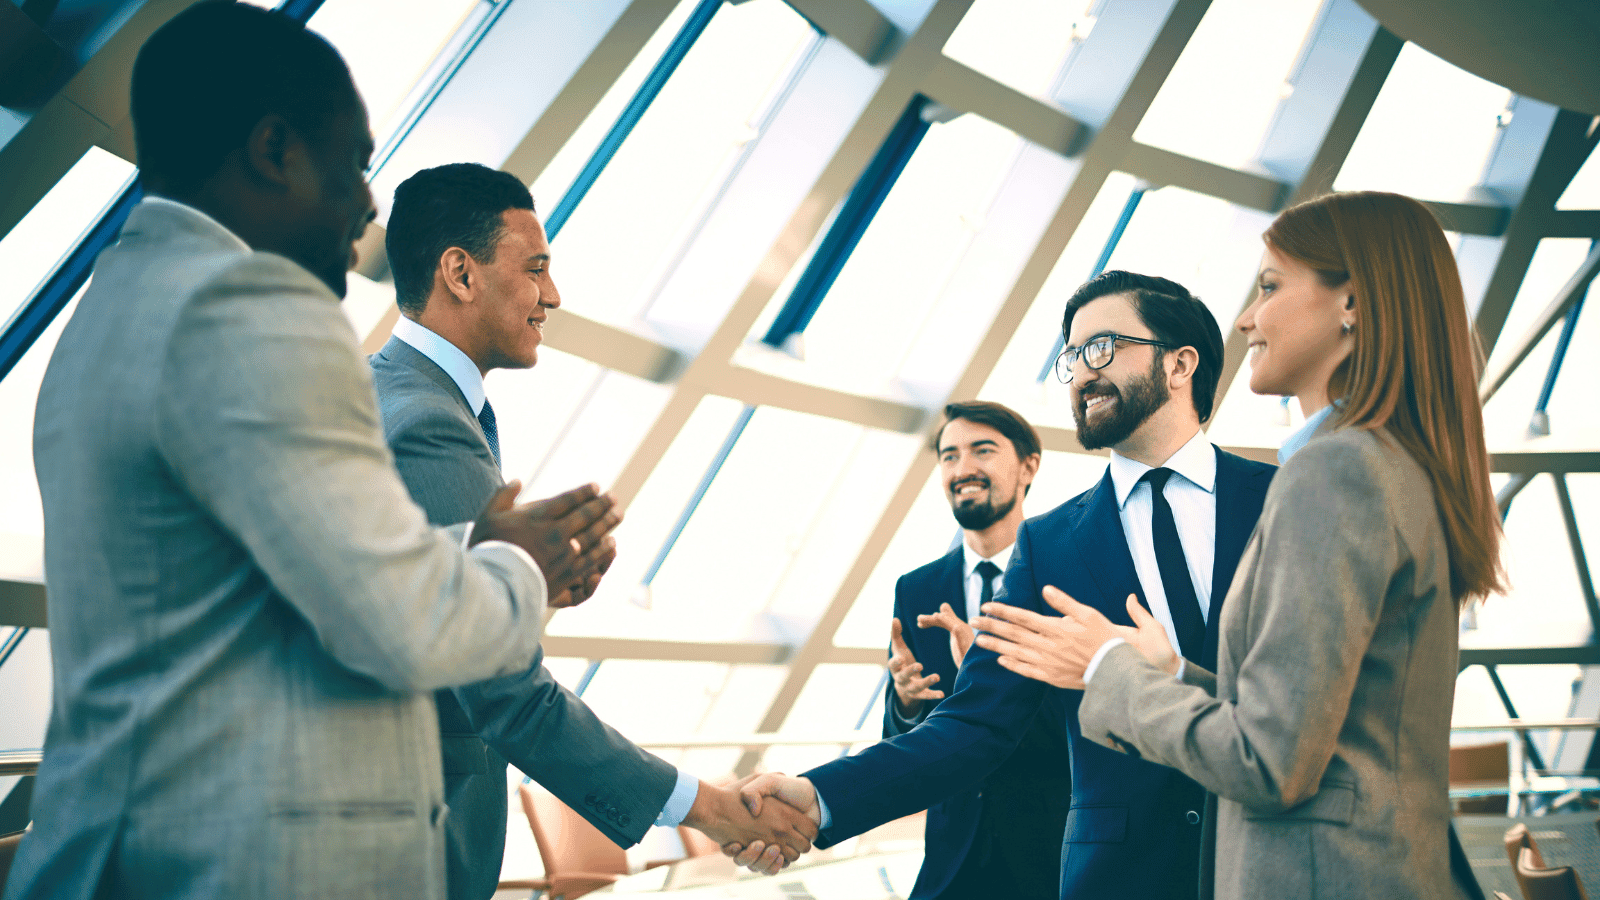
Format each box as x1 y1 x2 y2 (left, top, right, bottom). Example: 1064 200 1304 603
1175 658 1186 680
461 520 545 599
815 788 832 830
654 770 699 828
889 697 925 731
1082 637 1126 685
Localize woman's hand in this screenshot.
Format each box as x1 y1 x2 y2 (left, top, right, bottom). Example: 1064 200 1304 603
972 588 1180 689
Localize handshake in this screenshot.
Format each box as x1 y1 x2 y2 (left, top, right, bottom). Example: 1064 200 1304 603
468 483 824 873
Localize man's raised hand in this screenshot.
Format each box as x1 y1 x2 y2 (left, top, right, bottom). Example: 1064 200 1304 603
917 601 976 666
470 481 620 608
888 618 942 717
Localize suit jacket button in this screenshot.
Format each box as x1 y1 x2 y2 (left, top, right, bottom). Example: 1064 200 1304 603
1186 810 1201 825
586 793 599 806
619 814 631 828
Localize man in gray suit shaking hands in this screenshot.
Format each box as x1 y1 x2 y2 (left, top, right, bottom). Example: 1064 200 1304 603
371 163 817 899
7 6 625 899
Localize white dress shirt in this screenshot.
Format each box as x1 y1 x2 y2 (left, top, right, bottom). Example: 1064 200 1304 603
391 317 700 828
959 540 1013 620
1085 429 1217 682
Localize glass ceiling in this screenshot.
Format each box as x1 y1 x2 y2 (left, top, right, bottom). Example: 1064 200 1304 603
2 0 1597 865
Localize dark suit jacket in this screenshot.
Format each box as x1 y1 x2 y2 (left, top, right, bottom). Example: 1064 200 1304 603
807 447 1273 900
370 336 678 900
886 548 1071 899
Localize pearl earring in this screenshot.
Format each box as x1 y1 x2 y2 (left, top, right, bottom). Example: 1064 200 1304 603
1341 322 1354 336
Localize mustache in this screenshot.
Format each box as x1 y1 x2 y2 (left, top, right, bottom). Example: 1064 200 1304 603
1077 384 1118 399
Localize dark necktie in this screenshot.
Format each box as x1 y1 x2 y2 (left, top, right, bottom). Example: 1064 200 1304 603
477 399 501 470
1142 467 1205 661
974 560 1002 616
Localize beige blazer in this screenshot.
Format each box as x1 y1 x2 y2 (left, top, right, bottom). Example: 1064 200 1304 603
6 198 547 900
1079 426 1470 900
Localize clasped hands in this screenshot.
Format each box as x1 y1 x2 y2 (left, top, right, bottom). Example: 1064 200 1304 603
971 586 1180 690
683 776 820 875
470 481 621 609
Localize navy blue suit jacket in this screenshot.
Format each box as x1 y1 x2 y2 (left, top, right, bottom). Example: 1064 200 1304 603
886 549 1071 899
808 447 1274 900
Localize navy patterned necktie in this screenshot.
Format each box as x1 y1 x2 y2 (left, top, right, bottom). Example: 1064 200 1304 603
477 399 501 470
1142 467 1205 661
975 560 1002 615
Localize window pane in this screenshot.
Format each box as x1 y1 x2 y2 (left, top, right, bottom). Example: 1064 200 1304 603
1557 146 1600 210
1481 238 1594 441
550 0 816 326
762 663 884 774
306 0 482 145
1134 0 1324 169
1334 43 1511 199
941 0 1088 100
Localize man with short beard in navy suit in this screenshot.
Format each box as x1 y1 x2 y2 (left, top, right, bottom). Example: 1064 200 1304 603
885 401 1070 900
730 272 1276 900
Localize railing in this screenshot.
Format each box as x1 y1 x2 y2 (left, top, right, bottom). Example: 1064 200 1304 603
0 749 41 777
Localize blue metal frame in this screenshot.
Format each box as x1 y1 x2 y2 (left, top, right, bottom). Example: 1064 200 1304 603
0 0 328 386
544 0 724 240
1533 240 1593 416
760 95 933 349
1035 185 1148 382
639 404 756 588
0 627 28 671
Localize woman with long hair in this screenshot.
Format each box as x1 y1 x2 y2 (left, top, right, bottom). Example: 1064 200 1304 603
975 190 1503 899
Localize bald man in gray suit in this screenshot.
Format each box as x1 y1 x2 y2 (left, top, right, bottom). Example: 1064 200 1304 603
370 163 815 900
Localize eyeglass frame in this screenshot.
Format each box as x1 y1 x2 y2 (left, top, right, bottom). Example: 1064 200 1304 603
1053 332 1177 384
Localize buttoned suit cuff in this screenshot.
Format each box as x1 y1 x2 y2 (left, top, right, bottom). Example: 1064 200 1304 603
655 770 699 827
814 789 832 830
1082 637 1126 684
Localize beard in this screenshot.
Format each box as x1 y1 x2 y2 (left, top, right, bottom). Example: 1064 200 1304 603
950 481 1018 530
1074 355 1170 450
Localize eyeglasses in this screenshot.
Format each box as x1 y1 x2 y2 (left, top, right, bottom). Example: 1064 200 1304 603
1053 333 1174 383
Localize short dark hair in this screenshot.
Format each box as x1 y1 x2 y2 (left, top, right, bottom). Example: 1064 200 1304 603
1061 270 1224 422
933 401 1042 461
131 2 355 192
387 163 537 316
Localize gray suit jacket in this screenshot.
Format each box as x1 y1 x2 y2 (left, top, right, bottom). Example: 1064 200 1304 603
1080 426 1471 900
6 199 548 900
370 336 677 900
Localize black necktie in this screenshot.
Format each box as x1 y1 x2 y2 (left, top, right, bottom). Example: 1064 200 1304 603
477 399 501 470
974 560 1002 616
1142 468 1205 661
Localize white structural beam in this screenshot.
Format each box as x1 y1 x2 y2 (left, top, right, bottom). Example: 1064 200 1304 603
920 56 1086 155
783 0 898 65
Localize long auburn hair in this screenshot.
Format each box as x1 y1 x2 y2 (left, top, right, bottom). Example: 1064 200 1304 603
1264 191 1504 604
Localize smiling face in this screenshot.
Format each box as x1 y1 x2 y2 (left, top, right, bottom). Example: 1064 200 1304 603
1066 293 1172 451
937 418 1036 531
1237 245 1353 409
468 208 560 372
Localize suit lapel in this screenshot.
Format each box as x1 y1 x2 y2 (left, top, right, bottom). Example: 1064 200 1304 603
1204 447 1272 669
1064 470 1145 623
939 548 967 618
377 336 476 420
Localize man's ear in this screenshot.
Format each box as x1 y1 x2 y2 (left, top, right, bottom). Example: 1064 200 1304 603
439 247 473 303
241 114 297 192
1167 346 1200 389
1019 452 1041 489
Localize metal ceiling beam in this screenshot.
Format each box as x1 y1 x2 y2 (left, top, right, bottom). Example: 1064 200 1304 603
1119 142 1287 213
919 56 1085 155
1479 239 1600 403
1461 104 1598 355
782 0 899 65
1547 210 1600 240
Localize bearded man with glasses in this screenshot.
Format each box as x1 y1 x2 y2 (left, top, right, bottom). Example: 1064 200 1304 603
729 271 1277 900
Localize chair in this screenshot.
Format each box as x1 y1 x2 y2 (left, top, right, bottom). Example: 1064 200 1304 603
515 783 627 900
1451 740 1511 814
1506 822 1545 870
1516 845 1589 900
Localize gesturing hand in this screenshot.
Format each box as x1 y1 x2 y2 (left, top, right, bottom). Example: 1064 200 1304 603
917 601 976 666
684 776 817 876
720 774 821 875
888 618 941 717
972 586 1131 689
470 481 621 609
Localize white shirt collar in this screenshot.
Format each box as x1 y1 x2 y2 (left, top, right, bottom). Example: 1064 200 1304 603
142 195 251 253
961 539 1014 579
1108 429 1216 508
391 316 487 415
1279 403 1338 464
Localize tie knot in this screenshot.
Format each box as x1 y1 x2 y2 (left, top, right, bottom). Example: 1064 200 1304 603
975 560 1002 581
1142 466 1174 492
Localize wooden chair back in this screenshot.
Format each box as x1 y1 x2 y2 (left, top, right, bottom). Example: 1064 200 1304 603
1516 845 1589 900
